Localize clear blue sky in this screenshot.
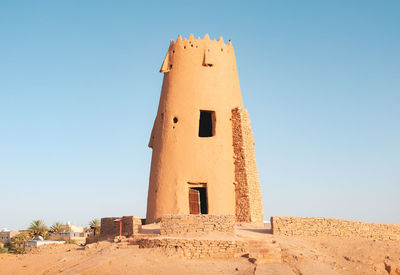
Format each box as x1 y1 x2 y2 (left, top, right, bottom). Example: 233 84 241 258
1 1 399 230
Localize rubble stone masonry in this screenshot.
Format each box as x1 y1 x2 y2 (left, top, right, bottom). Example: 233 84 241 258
271 216 400 241
100 216 142 237
232 107 264 224
160 214 235 235
138 238 248 259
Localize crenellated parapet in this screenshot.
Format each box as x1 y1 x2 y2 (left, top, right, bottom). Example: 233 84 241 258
160 34 236 73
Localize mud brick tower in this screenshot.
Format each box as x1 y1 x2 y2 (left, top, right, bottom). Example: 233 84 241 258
146 34 263 224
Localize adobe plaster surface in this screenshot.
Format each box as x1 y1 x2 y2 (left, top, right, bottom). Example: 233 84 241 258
146 34 263 224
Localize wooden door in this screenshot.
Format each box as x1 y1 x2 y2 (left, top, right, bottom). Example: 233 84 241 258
189 188 200 214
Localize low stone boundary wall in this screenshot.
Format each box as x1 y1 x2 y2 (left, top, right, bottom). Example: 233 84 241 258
138 238 248 259
100 216 142 237
85 235 100 244
271 216 400 241
160 214 235 235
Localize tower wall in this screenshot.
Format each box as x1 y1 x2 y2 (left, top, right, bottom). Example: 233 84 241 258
146 34 263 224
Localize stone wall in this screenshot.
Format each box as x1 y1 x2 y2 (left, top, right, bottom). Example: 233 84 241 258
100 216 142 237
160 214 234 235
271 216 400 241
232 107 264 224
100 217 120 236
122 216 142 235
138 238 248 259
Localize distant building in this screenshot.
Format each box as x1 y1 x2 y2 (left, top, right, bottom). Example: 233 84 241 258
47 223 88 244
25 240 65 248
68 224 84 233
48 232 88 244
0 230 18 243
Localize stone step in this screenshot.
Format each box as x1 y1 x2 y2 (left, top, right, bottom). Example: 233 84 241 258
249 256 282 265
133 234 160 238
116 243 139 249
127 234 160 245
246 240 282 264
249 248 272 253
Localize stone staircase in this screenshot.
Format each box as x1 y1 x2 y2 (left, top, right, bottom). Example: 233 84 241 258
246 239 282 264
111 236 135 249
113 233 161 249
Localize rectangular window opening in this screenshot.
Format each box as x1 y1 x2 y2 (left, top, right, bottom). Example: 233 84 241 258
198 110 215 137
188 186 208 214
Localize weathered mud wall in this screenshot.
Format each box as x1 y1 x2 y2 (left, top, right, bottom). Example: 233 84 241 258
271 216 400 241
146 35 243 223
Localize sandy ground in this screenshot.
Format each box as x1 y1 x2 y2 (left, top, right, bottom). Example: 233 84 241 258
1 225 399 275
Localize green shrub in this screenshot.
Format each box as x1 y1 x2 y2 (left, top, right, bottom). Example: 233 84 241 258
7 233 28 254
8 246 25 254
0 246 8 254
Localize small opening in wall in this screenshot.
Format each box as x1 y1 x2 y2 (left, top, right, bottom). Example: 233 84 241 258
191 44 193 47
184 46 186 49
198 110 215 137
169 64 173 69
173 117 178 123
221 48 223 52
172 50 175 53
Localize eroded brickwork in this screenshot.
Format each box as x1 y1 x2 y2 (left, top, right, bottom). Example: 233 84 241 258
138 238 248 259
271 216 400 241
232 108 250 222
100 216 142 237
232 107 264 223
160 214 234 235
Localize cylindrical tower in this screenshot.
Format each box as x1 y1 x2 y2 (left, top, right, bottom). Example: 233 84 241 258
146 34 263 224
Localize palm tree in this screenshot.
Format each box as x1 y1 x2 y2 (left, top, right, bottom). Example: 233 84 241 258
28 220 48 239
50 222 65 233
89 219 100 236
